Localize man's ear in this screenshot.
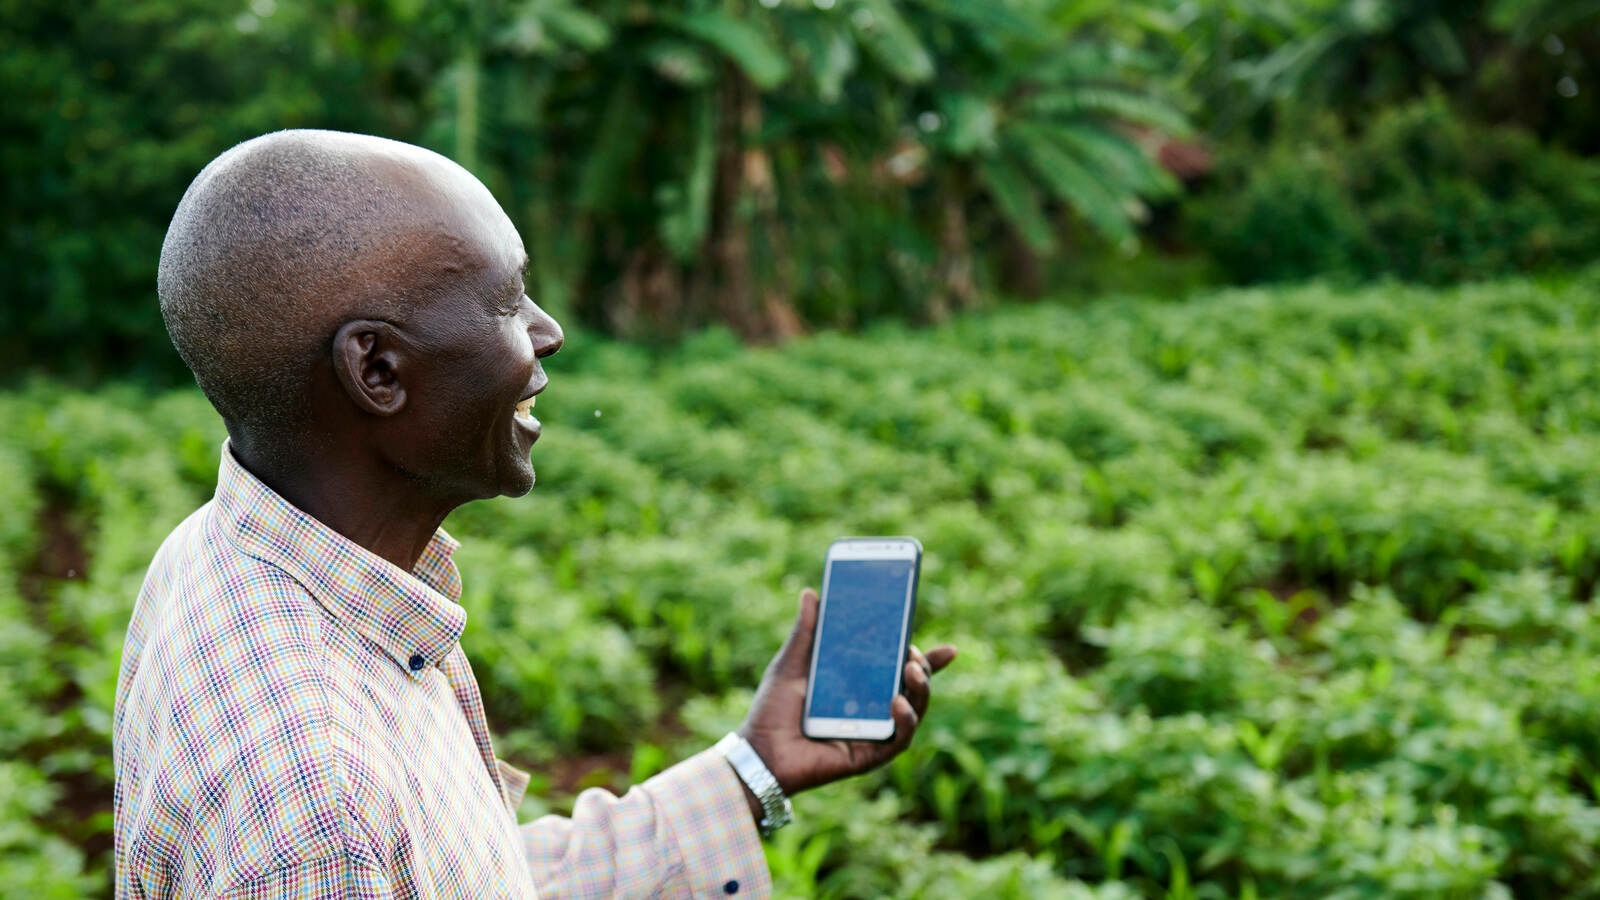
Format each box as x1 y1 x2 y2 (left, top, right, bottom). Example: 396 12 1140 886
333 319 408 416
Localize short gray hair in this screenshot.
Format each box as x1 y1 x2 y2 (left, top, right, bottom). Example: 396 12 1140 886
158 130 436 432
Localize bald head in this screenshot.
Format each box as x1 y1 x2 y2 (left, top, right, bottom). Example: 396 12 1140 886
158 130 517 435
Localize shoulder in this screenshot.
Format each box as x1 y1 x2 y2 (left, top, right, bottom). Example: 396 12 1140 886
124 515 336 714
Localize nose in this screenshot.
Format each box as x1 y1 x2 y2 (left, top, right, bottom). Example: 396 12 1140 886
528 302 564 359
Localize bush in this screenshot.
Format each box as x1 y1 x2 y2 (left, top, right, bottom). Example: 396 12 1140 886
1189 131 1375 284
1191 97 1600 286
0 763 94 899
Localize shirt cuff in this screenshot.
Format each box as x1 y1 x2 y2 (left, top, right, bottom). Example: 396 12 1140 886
642 748 772 897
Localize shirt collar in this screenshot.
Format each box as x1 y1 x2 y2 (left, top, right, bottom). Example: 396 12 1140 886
212 442 466 676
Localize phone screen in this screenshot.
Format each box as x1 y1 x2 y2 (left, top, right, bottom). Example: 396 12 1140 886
810 559 917 720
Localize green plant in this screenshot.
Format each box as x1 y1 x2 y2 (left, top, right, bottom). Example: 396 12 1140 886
12 270 1600 896
1191 97 1600 287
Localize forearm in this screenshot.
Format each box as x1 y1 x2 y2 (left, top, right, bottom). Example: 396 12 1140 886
519 749 771 897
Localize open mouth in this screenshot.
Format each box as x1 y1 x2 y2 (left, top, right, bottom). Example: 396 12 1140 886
515 394 537 421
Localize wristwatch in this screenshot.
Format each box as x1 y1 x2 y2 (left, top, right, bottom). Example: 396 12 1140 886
714 732 794 837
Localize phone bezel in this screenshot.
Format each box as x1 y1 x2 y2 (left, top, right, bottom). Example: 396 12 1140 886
802 537 922 742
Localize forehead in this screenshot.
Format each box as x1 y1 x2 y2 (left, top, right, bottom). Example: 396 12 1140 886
379 157 526 293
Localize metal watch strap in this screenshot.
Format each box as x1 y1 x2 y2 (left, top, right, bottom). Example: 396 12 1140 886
713 732 794 837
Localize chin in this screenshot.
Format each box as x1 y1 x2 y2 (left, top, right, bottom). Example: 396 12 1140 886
498 465 536 498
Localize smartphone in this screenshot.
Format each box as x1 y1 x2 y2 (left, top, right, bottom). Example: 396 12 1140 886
803 537 923 741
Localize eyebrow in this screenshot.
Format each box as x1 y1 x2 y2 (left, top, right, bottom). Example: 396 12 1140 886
508 257 530 297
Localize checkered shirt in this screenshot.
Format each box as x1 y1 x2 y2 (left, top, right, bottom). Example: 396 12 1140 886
114 445 770 898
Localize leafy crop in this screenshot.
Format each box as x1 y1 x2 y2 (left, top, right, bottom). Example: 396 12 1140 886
6 269 1600 895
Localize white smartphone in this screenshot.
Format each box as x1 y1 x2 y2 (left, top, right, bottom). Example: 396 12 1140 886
802 537 923 742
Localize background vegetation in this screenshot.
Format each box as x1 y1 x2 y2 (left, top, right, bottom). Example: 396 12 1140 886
5 0 1599 370
6 0 1600 896
7 272 1600 896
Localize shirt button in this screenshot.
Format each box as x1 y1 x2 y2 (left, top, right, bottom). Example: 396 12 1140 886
723 880 739 894
408 654 425 671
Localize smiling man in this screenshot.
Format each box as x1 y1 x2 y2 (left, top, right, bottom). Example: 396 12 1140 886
112 130 954 898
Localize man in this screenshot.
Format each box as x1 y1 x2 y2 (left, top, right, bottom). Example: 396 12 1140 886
112 130 955 898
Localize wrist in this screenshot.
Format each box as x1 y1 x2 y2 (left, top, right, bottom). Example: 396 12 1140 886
714 732 793 837
737 782 764 824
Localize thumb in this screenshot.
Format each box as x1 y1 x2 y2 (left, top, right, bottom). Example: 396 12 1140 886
771 588 819 678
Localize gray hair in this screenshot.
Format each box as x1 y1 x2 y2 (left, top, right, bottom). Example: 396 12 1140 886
158 130 443 433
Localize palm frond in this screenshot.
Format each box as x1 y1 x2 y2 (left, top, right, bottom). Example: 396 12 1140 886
852 0 936 84
1045 122 1177 198
978 157 1056 252
669 10 791 90
1007 123 1133 244
1025 86 1191 137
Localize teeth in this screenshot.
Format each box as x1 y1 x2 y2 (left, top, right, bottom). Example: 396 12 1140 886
515 396 537 419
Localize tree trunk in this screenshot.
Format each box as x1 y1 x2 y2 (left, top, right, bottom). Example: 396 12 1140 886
932 186 977 320
697 67 800 342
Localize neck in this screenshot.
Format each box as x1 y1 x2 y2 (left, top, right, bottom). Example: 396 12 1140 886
227 427 455 571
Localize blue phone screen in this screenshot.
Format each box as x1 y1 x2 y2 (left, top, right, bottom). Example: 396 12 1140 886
810 559 916 720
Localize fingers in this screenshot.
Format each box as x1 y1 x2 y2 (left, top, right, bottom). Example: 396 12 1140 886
902 657 932 720
909 643 957 676
888 694 919 754
769 588 820 678
925 644 958 673
842 648 950 775
908 645 932 678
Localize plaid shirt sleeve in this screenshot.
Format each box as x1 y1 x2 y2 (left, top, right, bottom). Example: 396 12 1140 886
513 750 772 898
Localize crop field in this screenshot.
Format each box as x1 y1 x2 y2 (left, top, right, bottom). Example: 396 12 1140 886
5 271 1600 897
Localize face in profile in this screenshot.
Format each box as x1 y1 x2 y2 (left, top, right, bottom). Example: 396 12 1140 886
368 161 564 503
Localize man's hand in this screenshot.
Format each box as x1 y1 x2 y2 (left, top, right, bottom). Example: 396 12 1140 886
736 588 957 802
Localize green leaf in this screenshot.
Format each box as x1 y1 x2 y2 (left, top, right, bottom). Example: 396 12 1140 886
1048 122 1177 197
495 2 612 54
917 0 1039 37
1243 29 1341 103
657 91 716 259
850 0 935 84
977 158 1055 253
1025 85 1192 137
940 92 998 156
789 17 858 104
543 4 612 51
1407 16 1468 74
576 79 647 212
1007 123 1133 244
644 37 717 87
668 11 790 90
1492 0 1600 41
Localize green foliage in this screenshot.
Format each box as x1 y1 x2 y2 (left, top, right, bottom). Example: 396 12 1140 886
1162 0 1600 151
453 543 659 758
1191 97 1600 286
12 271 1600 895
0 763 94 899
4 0 1189 373
0 0 421 378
